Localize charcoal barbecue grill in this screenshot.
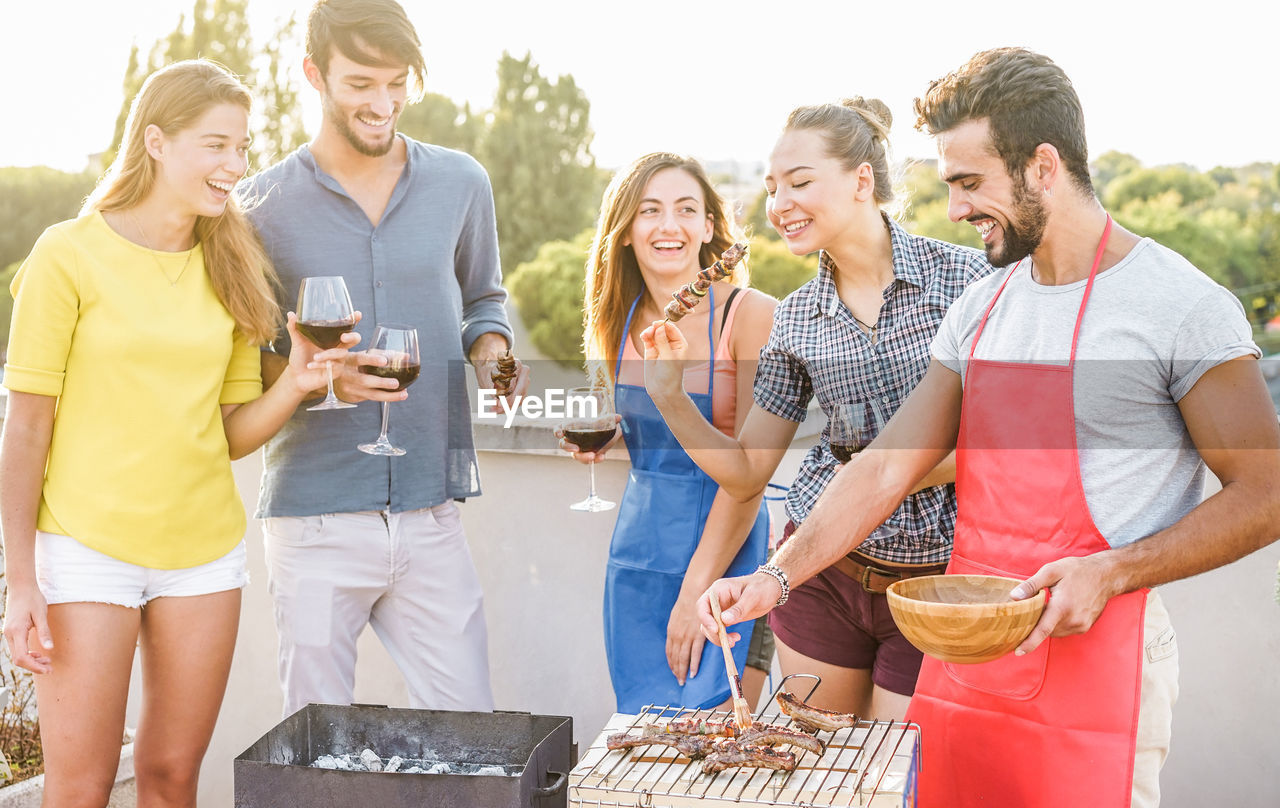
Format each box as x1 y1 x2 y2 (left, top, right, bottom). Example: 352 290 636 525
569 676 919 807
234 703 574 807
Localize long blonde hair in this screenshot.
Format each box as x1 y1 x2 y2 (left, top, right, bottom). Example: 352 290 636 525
583 153 747 384
84 59 280 345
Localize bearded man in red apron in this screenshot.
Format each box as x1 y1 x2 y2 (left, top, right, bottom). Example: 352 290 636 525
699 47 1280 808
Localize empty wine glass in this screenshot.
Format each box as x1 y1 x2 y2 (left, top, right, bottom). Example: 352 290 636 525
829 400 899 540
357 324 420 456
562 386 616 512
296 276 358 411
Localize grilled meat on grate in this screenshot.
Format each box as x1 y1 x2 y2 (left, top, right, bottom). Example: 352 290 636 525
777 690 860 734
663 717 740 737
606 726 719 759
736 724 826 756
701 739 797 774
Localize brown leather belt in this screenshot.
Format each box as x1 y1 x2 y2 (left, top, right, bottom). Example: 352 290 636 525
830 551 947 595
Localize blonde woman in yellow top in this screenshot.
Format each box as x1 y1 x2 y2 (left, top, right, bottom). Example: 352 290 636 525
0 60 349 806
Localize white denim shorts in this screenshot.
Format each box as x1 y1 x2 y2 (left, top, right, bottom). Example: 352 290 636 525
34 531 248 608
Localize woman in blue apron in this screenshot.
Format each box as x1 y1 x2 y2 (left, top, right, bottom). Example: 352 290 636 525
562 153 778 713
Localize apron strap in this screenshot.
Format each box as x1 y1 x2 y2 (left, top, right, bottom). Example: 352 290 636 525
966 263 1022 363
966 214 1114 367
616 294 643 381
1067 215 1112 366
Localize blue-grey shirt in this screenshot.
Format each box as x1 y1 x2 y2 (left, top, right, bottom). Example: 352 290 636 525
753 216 994 564
240 136 511 517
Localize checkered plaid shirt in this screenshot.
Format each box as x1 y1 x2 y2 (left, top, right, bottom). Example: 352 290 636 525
754 217 994 564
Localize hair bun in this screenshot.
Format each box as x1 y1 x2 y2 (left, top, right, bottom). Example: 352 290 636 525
839 96 893 138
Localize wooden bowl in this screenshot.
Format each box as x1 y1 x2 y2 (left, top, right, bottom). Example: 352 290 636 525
886 575 1046 664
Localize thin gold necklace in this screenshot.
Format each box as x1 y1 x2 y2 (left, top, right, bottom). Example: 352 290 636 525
130 211 194 287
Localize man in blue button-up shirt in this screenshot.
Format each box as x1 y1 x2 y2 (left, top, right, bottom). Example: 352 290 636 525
240 0 526 716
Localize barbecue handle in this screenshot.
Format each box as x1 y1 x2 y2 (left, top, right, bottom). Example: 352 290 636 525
532 770 566 798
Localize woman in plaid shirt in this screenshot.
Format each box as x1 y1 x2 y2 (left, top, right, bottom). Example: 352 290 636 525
642 98 993 719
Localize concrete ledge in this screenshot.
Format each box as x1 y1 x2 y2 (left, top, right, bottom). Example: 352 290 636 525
0 744 134 807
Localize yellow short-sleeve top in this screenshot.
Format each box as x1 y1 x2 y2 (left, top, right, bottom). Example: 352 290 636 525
4 212 263 569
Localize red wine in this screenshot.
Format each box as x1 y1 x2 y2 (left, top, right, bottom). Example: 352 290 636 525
830 443 861 463
297 319 356 349
564 428 615 453
359 363 421 391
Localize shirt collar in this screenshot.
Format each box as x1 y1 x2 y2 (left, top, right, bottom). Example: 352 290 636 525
299 134 416 195
809 214 924 318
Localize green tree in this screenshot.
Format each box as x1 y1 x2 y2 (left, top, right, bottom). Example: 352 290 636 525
252 12 307 166
0 261 20 358
477 52 602 274
1091 150 1142 197
1114 191 1259 288
1104 165 1217 210
107 0 305 170
901 160 948 207
899 160 982 249
505 229 594 367
396 93 483 155
747 239 817 300
0 167 97 270
742 189 778 241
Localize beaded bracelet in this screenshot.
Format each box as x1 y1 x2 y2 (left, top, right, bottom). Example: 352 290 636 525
755 563 790 607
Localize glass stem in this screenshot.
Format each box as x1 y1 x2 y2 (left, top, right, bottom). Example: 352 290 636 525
324 360 337 399
588 460 598 498
378 402 391 442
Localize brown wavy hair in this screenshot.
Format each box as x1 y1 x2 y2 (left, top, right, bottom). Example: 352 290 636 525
913 47 1094 195
583 153 747 385
83 59 280 345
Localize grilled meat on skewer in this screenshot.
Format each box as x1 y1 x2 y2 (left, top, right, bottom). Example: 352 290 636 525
737 724 826 756
777 690 860 734
491 350 518 396
664 242 749 322
701 739 797 774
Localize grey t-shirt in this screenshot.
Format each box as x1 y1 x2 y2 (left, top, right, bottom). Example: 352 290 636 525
932 237 1259 547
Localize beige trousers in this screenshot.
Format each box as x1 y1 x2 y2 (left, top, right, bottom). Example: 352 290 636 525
263 502 494 717
1132 589 1179 808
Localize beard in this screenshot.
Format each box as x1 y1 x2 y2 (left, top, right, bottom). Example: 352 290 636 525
321 92 397 157
986 179 1048 267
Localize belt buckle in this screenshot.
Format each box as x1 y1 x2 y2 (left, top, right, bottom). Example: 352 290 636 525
860 564 900 594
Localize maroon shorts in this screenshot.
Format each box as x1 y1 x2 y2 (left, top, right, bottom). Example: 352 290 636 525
767 522 924 697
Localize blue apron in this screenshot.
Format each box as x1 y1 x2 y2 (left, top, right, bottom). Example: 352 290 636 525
604 288 770 713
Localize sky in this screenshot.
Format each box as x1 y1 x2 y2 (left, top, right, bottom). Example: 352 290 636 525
1 0 1276 175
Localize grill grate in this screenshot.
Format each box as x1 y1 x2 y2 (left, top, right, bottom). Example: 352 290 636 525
569 675 919 807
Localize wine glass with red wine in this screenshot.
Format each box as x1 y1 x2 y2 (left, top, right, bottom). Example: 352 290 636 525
829 400 886 463
562 386 617 512
296 276 358 411
357 324 420 456
830 400 900 540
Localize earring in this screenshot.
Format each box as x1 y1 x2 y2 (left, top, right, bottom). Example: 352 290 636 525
1044 186 1053 197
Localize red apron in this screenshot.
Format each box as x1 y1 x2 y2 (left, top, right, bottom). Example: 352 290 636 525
906 217 1147 807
